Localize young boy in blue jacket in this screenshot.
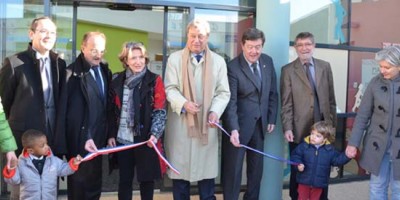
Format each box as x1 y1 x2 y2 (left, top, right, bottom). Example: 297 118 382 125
3 129 82 200
291 121 351 200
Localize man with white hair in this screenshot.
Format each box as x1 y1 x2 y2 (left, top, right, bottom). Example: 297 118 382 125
164 18 230 200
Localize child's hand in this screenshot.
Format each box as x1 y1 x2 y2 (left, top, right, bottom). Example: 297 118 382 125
297 164 305 172
73 155 83 166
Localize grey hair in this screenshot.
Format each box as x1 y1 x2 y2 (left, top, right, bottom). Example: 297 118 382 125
186 18 210 36
375 46 400 67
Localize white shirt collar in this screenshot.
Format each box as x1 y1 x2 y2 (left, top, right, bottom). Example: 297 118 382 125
29 154 44 160
243 54 259 67
301 59 314 67
33 47 49 60
191 51 204 57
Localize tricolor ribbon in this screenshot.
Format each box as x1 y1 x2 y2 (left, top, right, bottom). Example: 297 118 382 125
82 141 180 175
211 121 300 166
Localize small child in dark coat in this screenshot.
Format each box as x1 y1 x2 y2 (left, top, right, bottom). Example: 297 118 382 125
291 121 351 200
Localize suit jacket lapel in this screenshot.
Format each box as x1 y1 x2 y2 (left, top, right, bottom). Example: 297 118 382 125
49 56 59 103
259 55 269 94
33 59 44 97
313 58 323 88
239 53 261 91
294 58 312 89
99 66 107 102
87 72 104 102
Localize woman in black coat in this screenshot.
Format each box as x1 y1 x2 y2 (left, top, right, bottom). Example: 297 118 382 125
107 42 167 200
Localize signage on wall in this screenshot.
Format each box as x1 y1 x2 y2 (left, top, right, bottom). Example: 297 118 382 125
382 42 400 48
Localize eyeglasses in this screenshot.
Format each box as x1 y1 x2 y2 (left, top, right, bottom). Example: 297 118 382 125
244 44 262 51
89 49 106 56
295 43 314 48
35 29 57 36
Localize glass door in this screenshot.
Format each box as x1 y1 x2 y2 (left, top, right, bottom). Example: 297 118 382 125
72 3 189 76
50 1 190 192
50 0 255 192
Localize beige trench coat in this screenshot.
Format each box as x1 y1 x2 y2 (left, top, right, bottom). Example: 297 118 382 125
164 49 230 182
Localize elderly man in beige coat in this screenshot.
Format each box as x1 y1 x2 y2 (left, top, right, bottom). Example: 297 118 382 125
164 18 230 200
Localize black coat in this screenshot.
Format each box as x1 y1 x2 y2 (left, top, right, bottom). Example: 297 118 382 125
58 53 112 157
108 70 162 141
0 44 66 154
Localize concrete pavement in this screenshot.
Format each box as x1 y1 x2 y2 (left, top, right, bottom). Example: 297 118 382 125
58 180 369 199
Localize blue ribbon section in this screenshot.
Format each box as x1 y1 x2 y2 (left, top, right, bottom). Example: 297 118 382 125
212 121 300 166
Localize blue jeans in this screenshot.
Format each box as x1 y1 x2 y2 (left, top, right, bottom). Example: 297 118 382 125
370 152 400 200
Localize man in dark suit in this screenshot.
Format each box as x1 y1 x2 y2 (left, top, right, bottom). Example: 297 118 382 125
60 31 111 200
281 32 337 200
0 16 66 200
222 28 278 200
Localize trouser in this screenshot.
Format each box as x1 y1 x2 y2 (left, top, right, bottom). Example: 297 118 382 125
117 147 155 200
298 184 323 200
67 156 102 200
172 179 216 200
222 119 263 200
369 152 400 200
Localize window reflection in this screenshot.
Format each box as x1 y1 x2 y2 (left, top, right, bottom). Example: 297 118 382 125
161 0 254 7
194 9 254 63
0 1 46 63
290 0 348 45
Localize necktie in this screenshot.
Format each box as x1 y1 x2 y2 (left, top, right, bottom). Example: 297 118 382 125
305 63 322 121
32 158 45 175
93 66 104 97
40 58 51 103
195 54 202 63
251 63 261 88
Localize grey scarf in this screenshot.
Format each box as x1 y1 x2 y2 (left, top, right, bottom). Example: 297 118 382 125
125 67 146 136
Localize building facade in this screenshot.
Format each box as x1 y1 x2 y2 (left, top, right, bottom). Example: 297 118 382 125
1 0 399 198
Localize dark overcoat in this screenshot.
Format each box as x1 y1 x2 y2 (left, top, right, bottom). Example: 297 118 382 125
0 44 66 154
58 53 112 157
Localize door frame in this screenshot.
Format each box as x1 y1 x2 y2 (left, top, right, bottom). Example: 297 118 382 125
71 1 192 76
